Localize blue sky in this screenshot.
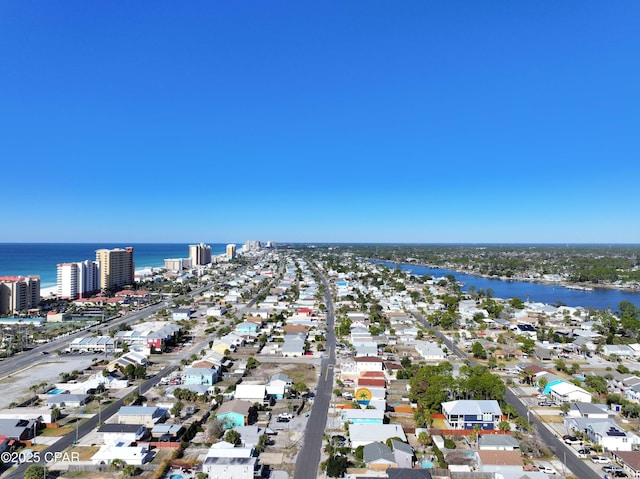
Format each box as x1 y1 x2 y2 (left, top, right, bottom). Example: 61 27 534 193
2 1 639 243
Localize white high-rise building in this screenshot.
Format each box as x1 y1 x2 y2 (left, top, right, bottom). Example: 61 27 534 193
57 260 100 299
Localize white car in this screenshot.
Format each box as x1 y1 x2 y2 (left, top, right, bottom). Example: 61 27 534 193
538 465 557 475
591 456 611 464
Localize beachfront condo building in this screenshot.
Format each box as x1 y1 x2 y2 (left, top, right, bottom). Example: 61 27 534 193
0 275 41 315
57 260 100 300
164 258 192 271
96 247 135 292
189 243 212 266
226 243 237 260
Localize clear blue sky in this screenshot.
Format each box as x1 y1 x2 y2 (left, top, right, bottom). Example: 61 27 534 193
2 1 639 244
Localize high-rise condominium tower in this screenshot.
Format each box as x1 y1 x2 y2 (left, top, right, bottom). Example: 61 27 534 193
189 243 212 266
95 247 134 291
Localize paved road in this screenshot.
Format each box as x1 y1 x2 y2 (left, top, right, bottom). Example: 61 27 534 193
294 267 336 479
4 364 178 479
411 309 600 479
0 282 215 380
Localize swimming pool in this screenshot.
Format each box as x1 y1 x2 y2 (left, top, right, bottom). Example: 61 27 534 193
421 461 434 468
169 475 184 479
48 388 66 395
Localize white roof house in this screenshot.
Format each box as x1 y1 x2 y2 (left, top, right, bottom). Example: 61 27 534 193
586 421 639 452
234 384 266 402
91 444 150 465
348 423 407 449
548 382 592 403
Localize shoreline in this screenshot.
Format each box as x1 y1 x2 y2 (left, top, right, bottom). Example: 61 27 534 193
371 258 640 293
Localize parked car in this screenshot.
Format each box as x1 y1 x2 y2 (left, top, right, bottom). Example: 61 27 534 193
613 471 628 478
276 417 290 423
537 466 557 475
591 456 611 464
603 466 623 474
563 435 581 445
538 401 555 407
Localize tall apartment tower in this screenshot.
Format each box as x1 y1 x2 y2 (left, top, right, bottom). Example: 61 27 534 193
226 243 237 260
57 260 100 299
189 243 212 266
0 275 41 315
95 247 134 291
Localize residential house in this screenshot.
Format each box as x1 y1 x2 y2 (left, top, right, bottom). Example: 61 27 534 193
182 367 217 386
349 423 407 449
44 394 89 408
201 456 258 479
567 402 615 419
354 356 384 373
341 408 385 425
281 333 306 358
151 423 183 440
171 308 192 321
0 418 38 441
441 400 503 431
586 421 638 452
266 373 291 399
612 451 640 478
476 450 524 473
216 400 253 430
548 381 592 403
235 384 266 403
117 406 166 427
390 439 414 468
363 442 397 470
98 423 147 445
91 444 151 466
478 435 520 451
415 341 447 361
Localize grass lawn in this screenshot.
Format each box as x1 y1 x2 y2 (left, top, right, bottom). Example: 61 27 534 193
67 445 101 460
40 426 75 437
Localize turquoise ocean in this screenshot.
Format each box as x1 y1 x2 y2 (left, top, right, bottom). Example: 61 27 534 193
0 243 232 288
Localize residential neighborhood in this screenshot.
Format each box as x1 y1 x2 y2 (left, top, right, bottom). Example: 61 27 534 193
1 244 640 479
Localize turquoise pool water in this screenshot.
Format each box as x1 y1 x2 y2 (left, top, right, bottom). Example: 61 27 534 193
421 461 434 468
48 388 65 394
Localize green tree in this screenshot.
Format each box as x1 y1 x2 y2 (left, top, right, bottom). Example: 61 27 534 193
498 420 511 431
325 455 351 478
122 465 140 477
224 429 242 445
24 465 46 479
471 342 487 359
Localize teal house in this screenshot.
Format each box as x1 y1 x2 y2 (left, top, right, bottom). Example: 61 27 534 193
216 399 253 430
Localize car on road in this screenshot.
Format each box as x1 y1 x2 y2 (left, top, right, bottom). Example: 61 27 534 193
591 456 611 464
537 466 557 475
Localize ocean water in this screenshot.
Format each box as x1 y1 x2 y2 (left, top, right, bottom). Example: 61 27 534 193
0 243 231 288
